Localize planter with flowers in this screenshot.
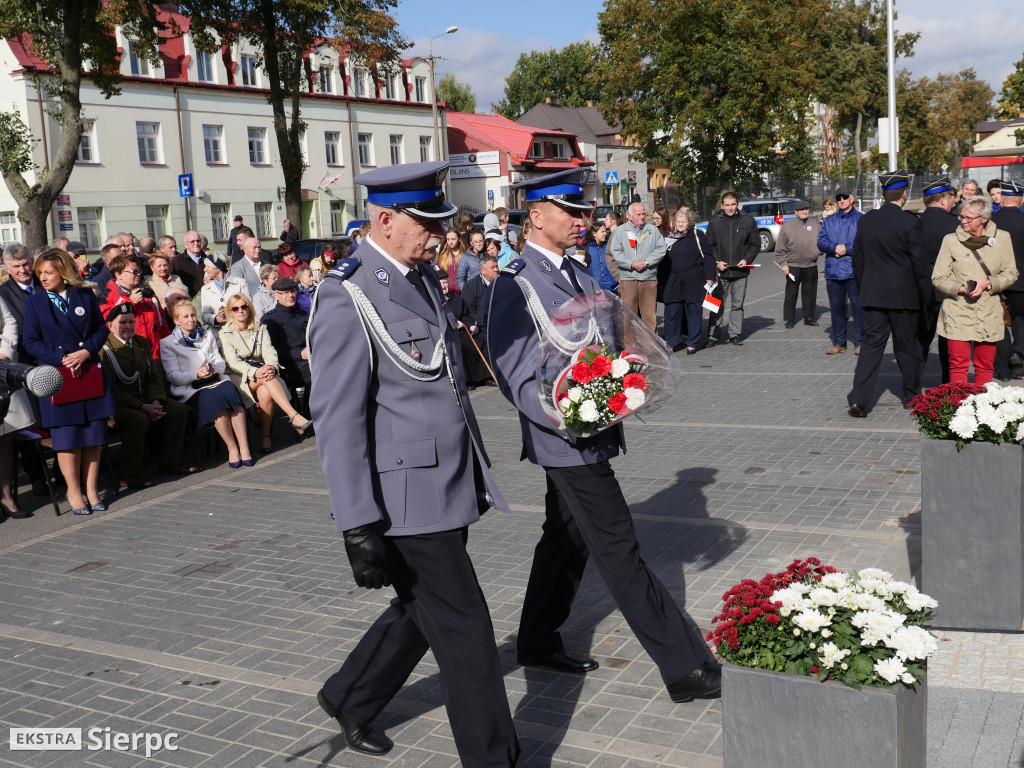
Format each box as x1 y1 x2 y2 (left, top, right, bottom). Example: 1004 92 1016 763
710 557 936 768
908 381 1024 631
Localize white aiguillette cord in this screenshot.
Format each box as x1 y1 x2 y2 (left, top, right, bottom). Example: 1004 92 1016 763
513 275 602 356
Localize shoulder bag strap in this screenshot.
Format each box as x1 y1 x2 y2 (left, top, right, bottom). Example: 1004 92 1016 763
969 248 992 277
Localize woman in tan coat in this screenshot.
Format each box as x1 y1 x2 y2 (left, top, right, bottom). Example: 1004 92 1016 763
220 293 312 454
932 195 1019 385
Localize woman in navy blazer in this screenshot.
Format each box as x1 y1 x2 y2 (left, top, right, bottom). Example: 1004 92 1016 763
23 249 115 515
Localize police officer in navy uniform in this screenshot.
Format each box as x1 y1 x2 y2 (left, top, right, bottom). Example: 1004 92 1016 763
308 161 520 767
848 171 930 417
916 176 959 383
486 169 721 705
992 180 1024 378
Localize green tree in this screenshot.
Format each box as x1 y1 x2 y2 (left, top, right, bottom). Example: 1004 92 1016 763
436 72 476 114
0 0 161 251
997 51 1024 118
494 41 600 119
181 0 406 235
773 109 821 191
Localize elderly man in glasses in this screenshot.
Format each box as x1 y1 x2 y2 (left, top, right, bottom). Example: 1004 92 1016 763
818 186 866 355
170 230 207 296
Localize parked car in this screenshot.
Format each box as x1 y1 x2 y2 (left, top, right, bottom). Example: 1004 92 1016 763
290 238 349 264
472 209 526 240
695 197 801 252
593 203 630 219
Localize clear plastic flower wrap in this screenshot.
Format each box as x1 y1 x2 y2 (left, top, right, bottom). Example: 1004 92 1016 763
537 289 684 438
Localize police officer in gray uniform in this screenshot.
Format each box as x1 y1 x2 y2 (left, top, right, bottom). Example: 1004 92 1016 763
486 169 722 704
308 161 520 767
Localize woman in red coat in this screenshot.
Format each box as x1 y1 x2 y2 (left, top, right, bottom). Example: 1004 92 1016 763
101 255 171 359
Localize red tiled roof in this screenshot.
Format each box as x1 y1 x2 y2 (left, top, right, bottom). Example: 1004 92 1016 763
446 112 592 166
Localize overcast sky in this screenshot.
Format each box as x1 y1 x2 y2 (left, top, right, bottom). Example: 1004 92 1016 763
397 0 1024 113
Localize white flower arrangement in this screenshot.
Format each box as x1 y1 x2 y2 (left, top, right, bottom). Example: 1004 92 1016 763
944 382 1024 445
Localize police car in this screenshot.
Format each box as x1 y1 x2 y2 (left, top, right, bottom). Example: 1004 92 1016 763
695 197 802 253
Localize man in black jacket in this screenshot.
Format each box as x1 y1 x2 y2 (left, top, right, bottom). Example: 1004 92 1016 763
262 278 311 412
459 255 498 386
227 216 245 263
993 180 1024 377
439 269 490 387
848 171 929 416
706 192 760 345
916 176 959 384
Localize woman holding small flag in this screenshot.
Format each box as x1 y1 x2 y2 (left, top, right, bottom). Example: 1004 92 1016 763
663 210 717 354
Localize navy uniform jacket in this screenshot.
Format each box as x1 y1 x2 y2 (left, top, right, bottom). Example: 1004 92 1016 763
22 286 115 428
461 275 492 329
308 240 508 536
261 304 309 377
992 207 1024 292
852 202 929 309
487 242 624 468
918 207 959 304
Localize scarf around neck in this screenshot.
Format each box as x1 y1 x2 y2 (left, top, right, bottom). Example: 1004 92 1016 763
172 325 206 348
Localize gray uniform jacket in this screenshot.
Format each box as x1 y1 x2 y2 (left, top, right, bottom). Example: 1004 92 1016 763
487 243 625 468
308 240 509 536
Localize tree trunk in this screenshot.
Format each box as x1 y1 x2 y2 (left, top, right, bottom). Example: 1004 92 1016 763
14 196 51 253
854 111 863 188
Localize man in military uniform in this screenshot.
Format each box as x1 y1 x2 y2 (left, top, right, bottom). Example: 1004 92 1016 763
848 171 930 417
992 180 1024 378
487 169 721 706
307 161 520 767
916 176 959 384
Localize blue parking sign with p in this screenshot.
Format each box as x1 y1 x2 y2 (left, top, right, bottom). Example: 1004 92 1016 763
178 173 194 198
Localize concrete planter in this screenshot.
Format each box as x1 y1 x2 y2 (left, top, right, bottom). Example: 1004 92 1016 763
722 663 926 768
920 439 1024 632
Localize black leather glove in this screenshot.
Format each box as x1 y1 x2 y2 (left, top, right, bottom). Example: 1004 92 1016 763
343 524 391 589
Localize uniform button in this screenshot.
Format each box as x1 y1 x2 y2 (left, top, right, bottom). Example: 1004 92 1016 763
406 331 412 337
397 457 404 466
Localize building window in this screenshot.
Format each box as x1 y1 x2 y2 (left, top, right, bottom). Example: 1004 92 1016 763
128 41 149 77
325 131 341 165
254 202 273 238
419 136 432 162
203 125 224 164
78 208 102 250
318 65 333 94
136 122 160 164
196 50 214 83
353 67 368 97
358 133 373 166
0 212 20 247
145 205 167 241
77 119 97 163
330 200 345 234
414 76 427 102
240 54 257 86
551 142 566 159
531 141 543 158
210 204 230 241
248 127 267 164
300 130 309 166
384 72 397 100
389 135 403 165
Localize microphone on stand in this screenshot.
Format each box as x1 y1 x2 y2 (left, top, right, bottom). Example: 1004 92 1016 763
0 360 64 398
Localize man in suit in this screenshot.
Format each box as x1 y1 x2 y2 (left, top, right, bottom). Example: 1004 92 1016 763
438 268 490 388
101 304 194 488
461 253 498 386
170 231 206 296
992 180 1024 378
848 171 930 417
227 215 245 263
487 168 721 705
230 237 266 295
307 161 520 767
261 278 311 403
916 176 960 384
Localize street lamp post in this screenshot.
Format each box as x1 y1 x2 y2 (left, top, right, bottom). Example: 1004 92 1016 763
429 26 458 161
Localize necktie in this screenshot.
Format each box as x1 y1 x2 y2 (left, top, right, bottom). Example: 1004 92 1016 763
561 257 585 295
24 284 33 294
406 267 432 306
47 291 68 314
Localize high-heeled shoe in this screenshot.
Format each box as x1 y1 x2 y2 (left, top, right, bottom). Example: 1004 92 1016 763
289 413 313 434
260 434 273 455
228 460 241 469
67 496 92 516
88 500 107 512
1 501 32 519
241 458 254 467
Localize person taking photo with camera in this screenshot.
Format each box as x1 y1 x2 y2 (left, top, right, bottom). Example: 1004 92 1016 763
100 255 171 361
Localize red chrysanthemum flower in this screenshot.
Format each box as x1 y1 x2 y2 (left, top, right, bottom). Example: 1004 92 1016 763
607 392 627 413
623 372 647 391
590 355 612 377
572 361 594 384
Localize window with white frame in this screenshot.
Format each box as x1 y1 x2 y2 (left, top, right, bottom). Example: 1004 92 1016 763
248 127 267 164
196 50 214 83
551 142 566 159
330 200 345 234
317 65 334 94
136 122 161 164
0 212 20 246
145 205 167 241
254 202 273 238
203 124 225 163
240 54 257 86
210 204 230 241
128 41 149 77
358 133 373 165
419 136 432 162
389 135 403 165
78 208 102 250
77 119 97 163
324 131 341 165
531 141 543 158
353 67 367 97
299 130 309 166
384 72 397 100
414 76 427 102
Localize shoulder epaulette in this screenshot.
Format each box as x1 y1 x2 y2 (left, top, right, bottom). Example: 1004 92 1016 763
325 258 361 282
500 258 526 277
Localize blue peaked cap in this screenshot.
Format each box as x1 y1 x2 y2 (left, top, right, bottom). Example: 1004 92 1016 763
354 161 458 220
514 168 593 211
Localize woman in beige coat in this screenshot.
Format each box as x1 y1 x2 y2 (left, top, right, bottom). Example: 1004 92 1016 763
932 195 1019 385
220 293 312 454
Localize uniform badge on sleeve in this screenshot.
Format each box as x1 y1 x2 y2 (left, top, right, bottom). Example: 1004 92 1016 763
539 260 552 272
375 268 389 286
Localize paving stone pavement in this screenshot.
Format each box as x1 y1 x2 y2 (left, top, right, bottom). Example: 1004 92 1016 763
1 264 1023 767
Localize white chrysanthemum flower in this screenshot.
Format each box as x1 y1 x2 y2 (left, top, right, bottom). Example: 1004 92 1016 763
874 657 908 684
820 628 833 638
578 400 600 422
770 587 808 611
860 628 886 647
792 608 831 633
997 401 1024 423
820 572 849 589
852 609 905 638
789 582 813 595
819 642 851 669
836 587 860 609
567 387 583 403
949 409 979 439
1016 423 1024 442
854 592 886 612
858 568 893 582
887 580 911 595
859 577 894 598
623 387 646 410
808 587 839 608
903 587 939 612
610 358 630 378
887 626 938 661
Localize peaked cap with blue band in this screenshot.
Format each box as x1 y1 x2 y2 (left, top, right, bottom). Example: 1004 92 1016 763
878 170 911 191
922 176 952 197
1001 179 1024 197
514 168 594 211
353 161 458 220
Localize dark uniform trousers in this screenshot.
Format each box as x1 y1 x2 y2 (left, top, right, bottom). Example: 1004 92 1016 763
994 291 1024 378
783 265 818 324
518 462 713 685
322 528 520 768
112 399 189 478
849 307 922 407
919 301 950 385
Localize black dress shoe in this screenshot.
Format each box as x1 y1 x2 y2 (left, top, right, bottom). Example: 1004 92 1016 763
705 337 718 348
666 661 722 703
785 321 796 329
804 319 819 326
1012 352 1024 378
517 649 599 673
728 337 743 345
848 403 867 418
317 689 393 755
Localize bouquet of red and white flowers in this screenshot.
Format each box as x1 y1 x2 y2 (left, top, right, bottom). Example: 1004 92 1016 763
551 345 649 437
